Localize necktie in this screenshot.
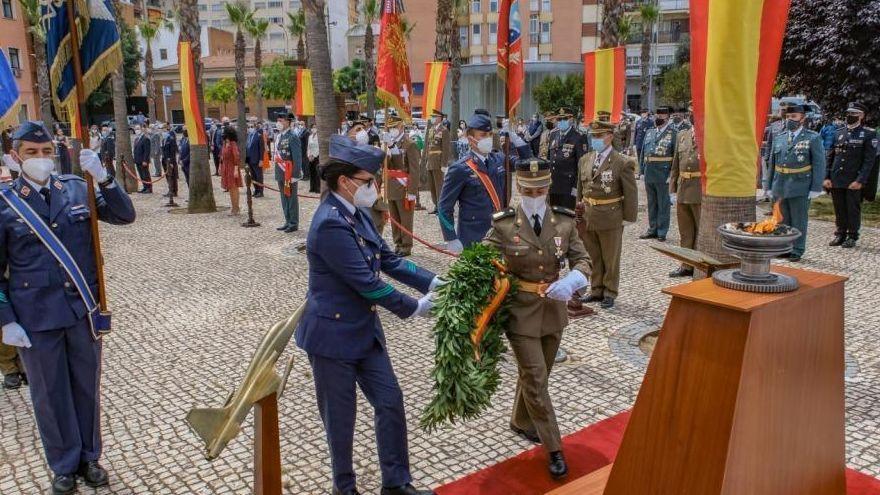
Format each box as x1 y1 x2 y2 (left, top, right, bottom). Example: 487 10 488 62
40 188 51 207
533 214 542 237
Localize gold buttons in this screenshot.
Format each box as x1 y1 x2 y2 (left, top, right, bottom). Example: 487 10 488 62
51 223 58 228
64 282 71 288
538 250 543 255
371 306 377 312
538 265 544 270
335 313 341 319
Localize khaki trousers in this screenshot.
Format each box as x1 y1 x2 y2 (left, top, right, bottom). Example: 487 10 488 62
582 227 623 299
427 168 444 207
677 202 701 250
0 342 22 375
389 199 413 254
370 205 387 235
508 331 563 453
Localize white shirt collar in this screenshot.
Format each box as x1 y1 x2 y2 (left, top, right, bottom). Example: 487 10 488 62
331 191 356 215
596 145 613 163
470 149 488 162
22 174 51 193
519 200 547 225
791 127 803 140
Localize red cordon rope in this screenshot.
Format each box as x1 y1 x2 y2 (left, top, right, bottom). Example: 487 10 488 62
121 162 167 185
250 180 321 199
383 212 460 258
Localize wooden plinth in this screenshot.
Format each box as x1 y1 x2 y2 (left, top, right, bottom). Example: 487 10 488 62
255 393 282 495
550 266 847 495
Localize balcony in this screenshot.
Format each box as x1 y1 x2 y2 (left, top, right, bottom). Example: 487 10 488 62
627 30 685 45
625 0 689 12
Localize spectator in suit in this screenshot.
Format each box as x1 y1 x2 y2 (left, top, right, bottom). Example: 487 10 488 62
149 123 162 176
99 126 115 177
180 129 191 186
245 123 265 198
307 123 320 193
132 125 153 193
54 126 72 175
161 125 179 198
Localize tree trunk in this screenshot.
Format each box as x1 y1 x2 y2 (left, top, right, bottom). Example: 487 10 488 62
180 0 217 213
112 70 138 192
235 29 256 224
640 25 651 108
600 0 623 48
145 43 157 122
449 8 462 130
31 34 55 130
364 22 376 116
254 38 264 120
303 0 336 167
297 36 306 64
697 196 757 267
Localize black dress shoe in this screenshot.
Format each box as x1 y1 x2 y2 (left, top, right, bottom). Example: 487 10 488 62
600 297 615 309
78 461 109 487
829 235 846 246
3 372 25 389
380 483 435 495
639 232 658 239
253 192 264 198
581 294 604 303
548 451 568 479
842 238 856 249
789 255 802 262
284 226 299 233
657 236 666 242
276 225 289 231
778 252 791 259
52 473 76 494
668 267 694 278
331 488 361 495
510 424 541 443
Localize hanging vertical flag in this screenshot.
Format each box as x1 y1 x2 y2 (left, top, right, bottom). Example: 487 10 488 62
43 0 122 113
376 0 413 120
67 99 82 139
583 47 626 124
0 50 21 129
295 68 315 116
423 62 449 117
690 0 791 197
497 0 523 116
178 42 207 146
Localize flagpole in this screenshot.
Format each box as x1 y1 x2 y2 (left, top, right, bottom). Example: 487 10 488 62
65 0 110 319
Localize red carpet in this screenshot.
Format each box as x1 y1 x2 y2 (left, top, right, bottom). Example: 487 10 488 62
436 411 880 495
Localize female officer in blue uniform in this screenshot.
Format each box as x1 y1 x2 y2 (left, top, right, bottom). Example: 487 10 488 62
295 135 439 495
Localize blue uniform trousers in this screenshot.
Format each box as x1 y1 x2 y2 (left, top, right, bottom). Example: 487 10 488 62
309 343 411 492
18 317 102 475
780 195 810 257
278 180 299 228
645 181 671 237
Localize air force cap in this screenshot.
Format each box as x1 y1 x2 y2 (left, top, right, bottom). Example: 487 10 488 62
12 121 52 143
467 112 493 132
328 134 385 174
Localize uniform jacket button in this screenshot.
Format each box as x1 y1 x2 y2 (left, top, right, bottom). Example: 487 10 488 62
538 250 543 255
64 282 71 288
538 265 544 270
51 222 58 228
335 313 341 319
371 305 377 312
23 282 29 287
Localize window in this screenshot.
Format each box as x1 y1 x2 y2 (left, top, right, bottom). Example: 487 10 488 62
529 0 538 10
253 1 266 8
529 14 539 44
539 54 550 61
540 21 550 44
626 55 640 68
211 19 222 26
487 54 497 63
471 23 481 45
541 0 551 11
489 0 498 12
159 48 168 60
199 20 208 27
198 4 206 11
2 0 13 19
268 1 282 7
528 46 538 61
211 3 223 11
471 0 480 13
289 1 300 8
269 16 282 24
269 32 284 41
7 47 20 71
459 25 468 47
18 104 27 123
469 56 482 64
489 22 497 44
657 55 674 66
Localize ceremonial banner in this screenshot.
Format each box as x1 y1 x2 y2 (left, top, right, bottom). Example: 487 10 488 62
42 0 122 111
0 50 20 129
583 47 625 124
497 0 523 116
295 69 315 117
691 0 791 196
179 42 207 146
376 0 413 120
423 62 449 117
67 99 81 139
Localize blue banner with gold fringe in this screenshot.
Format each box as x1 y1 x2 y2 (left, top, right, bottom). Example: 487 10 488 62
0 50 20 128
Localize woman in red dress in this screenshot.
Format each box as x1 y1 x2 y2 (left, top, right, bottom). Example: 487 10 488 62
220 126 243 214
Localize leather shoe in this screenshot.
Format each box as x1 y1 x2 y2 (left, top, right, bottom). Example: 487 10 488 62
331 488 361 495
639 232 658 239
284 226 299 233
3 372 25 389
600 297 615 309
657 236 667 242
842 238 856 249
78 461 109 487
668 267 693 278
581 294 604 303
380 483 435 495
548 451 568 479
829 235 846 246
778 252 791 259
52 473 76 494
510 424 541 443
394 249 411 257
276 225 289 231
789 255 802 262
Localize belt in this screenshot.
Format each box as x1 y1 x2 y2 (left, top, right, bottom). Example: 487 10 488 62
679 171 702 179
774 165 811 174
646 157 672 162
387 170 409 179
517 279 554 295
586 196 622 206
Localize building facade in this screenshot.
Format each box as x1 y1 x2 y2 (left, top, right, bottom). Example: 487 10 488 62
0 0 38 123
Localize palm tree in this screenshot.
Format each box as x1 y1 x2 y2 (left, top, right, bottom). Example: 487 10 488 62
138 17 173 122
638 2 660 109
17 0 54 130
179 0 217 213
286 9 307 61
246 17 270 120
447 0 467 131
349 0 380 116
600 0 625 48
302 0 337 167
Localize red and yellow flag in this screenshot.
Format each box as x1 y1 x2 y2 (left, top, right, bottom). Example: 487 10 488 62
583 47 626 124
178 42 207 146
295 68 315 116
423 62 449 117
691 0 791 197
497 0 523 116
67 99 82 140
376 0 413 120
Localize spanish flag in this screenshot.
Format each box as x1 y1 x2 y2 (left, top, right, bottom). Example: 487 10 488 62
295 69 315 117
583 47 625 124
423 62 449 117
179 42 207 146
691 0 791 197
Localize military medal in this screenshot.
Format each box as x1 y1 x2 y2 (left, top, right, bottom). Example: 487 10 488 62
513 235 520 244
20 185 30 196
554 236 564 268
54 181 63 190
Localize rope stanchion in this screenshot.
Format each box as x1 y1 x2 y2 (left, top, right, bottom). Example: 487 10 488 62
122 162 166 185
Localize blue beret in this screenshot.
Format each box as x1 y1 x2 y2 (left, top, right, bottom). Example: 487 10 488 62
12 121 53 143
467 113 492 132
328 134 384 174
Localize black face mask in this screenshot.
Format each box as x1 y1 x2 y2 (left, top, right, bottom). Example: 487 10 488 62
785 119 801 131
672 116 683 124
545 122 555 130
655 118 666 127
846 115 860 126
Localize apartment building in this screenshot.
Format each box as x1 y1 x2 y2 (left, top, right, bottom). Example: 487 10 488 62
0 0 37 122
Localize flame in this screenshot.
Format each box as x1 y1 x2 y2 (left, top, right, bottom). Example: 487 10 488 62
745 201 783 234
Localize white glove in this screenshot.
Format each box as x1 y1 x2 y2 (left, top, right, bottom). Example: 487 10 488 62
669 193 677 204
409 292 435 318
79 149 108 182
808 190 823 200
544 270 589 302
623 221 636 226
2 153 20 173
2 322 32 348
429 276 448 291
446 239 464 254
406 193 417 202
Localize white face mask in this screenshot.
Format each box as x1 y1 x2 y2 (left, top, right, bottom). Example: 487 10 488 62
520 194 547 213
21 157 55 183
475 136 493 155
354 129 369 145
352 181 378 207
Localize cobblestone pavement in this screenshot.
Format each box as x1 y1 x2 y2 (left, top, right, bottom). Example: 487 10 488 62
1 176 878 494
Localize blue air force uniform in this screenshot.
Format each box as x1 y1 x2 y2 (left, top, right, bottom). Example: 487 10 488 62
295 135 436 493
639 109 677 239
764 105 826 258
0 122 136 477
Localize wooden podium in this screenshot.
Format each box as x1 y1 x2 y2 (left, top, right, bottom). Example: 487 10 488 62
550 266 847 495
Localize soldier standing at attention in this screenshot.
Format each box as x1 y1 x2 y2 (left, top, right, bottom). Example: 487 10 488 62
824 102 877 248
576 121 638 309
273 112 303 233
639 106 677 242
421 110 451 214
764 104 826 262
0 122 136 494
613 113 634 154
484 157 591 479
668 119 702 277
160 124 179 199
382 116 421 256
538 112 556 160
633 108 653 163
0 340 25 388
547 108 590 210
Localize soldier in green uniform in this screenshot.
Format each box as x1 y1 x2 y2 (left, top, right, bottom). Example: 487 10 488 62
383 115 422 256
273 111 303 232
613 114 634 154
421 110 451 213
639 106 677 241
484 157 591 480
669 122 702 277
1 342 25 388
576 121 638 309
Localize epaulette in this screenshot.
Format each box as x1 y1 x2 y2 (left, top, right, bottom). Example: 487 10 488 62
552 205 576 217
58 174 85 182
492 207 516 221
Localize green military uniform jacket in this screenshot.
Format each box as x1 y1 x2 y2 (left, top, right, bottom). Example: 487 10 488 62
422 124 451 170
385 136 421 201
765 128 826 199
577 149 639 231
483 206 591 337
670 127 702 204
613 119 633 153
